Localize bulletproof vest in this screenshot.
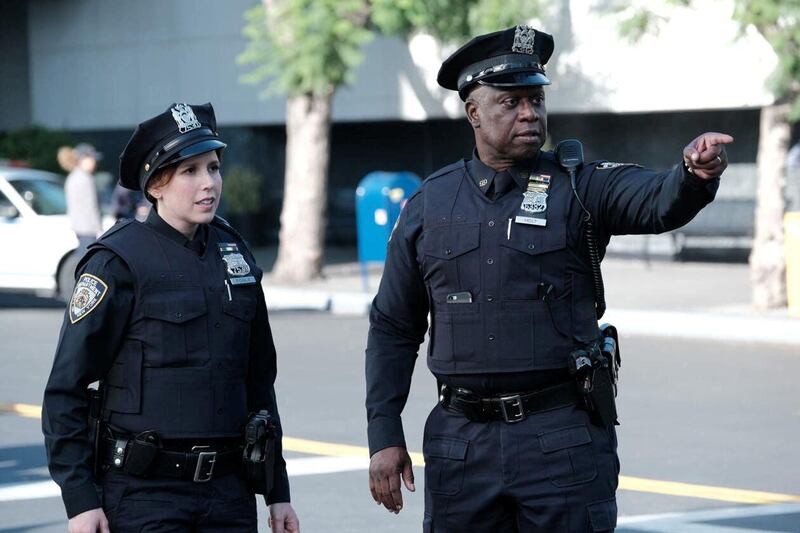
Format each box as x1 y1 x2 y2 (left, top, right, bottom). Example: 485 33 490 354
91 220 262 438
420 151 598 375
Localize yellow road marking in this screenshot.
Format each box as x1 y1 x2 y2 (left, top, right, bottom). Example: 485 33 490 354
0 403 41 419
7 403 800 504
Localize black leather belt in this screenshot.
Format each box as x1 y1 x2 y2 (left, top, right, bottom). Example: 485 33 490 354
439 381 579 423
102 436 242 482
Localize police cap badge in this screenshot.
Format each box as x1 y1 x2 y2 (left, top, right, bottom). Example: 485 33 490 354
119 102 227 194
438 25 554 100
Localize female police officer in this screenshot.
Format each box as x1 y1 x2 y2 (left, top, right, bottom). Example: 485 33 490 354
43 103 299 533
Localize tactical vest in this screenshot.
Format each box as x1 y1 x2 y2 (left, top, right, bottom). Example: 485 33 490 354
91 220 262 439
420 152 598 375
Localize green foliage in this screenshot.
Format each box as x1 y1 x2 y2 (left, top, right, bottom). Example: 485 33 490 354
239 0 373 97
0 126 74 174
223 166 263 215
240 0 545 97
733 0 800 119
606 0 800 121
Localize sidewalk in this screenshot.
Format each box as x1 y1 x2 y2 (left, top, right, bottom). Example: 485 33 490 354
255 247 800 346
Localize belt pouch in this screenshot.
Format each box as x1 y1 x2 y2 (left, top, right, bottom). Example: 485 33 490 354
124 431 161 477
588 367 618 426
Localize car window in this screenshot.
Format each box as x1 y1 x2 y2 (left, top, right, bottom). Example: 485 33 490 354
0 190 17 218
9 179 67 215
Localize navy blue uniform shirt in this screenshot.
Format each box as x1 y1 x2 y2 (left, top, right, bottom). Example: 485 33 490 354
365 150 718 455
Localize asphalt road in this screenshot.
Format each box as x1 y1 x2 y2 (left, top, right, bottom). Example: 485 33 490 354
0 298 798 532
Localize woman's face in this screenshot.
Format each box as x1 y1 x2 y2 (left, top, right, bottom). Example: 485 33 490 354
149 151 222 239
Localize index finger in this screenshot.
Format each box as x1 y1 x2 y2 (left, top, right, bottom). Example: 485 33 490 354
701 132 734 146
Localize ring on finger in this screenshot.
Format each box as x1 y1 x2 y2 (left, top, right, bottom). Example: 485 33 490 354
715 155 723 164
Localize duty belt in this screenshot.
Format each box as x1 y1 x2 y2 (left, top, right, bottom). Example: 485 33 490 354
102 436 242 482
439 381 579 423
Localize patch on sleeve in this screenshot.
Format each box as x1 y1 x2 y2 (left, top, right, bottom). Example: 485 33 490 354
69 274 108 324
596 161 631 170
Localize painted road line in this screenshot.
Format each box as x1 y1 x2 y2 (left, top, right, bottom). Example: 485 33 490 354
282 436 800 505
6 404 800 505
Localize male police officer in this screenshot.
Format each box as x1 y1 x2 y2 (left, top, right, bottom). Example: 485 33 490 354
365 25 732 531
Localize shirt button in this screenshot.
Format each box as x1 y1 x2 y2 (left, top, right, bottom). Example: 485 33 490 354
488 335 495 341
217 408 224 415
487 258 494 265
215 322 222 328
528 243 535 250
488 220 495 227
487 295 495 302
445 248 452 255
175 312 183 318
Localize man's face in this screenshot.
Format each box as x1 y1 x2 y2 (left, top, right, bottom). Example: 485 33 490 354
466 85 548 165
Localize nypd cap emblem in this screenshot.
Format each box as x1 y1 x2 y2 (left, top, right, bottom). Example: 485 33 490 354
512 25 536 55
69 274 108 324
171 103 201 134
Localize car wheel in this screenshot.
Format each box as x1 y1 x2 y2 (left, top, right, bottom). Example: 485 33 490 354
57 252 80 303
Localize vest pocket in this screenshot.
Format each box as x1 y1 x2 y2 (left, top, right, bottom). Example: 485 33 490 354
431 304 480 362
105 341 143 414
143 296 208 366
222 295 257 358
422 224 481 289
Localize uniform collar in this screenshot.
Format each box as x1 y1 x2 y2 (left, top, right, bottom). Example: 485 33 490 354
465 148 540 195
145 209 207 255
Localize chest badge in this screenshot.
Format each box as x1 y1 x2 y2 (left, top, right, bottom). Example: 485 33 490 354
69 274 108 324
218 243 257 286
515 173 551 226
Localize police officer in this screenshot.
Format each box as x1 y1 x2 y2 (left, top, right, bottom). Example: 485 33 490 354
366 26 732 532
43 103 300 533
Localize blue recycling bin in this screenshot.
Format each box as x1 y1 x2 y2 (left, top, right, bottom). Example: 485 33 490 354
355 172 421 286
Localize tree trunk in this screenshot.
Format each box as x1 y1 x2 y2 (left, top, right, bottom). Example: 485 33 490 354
271 91 333 283
750 103 790 310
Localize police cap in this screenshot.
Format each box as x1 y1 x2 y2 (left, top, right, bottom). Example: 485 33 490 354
438 25 554 100
119 102 227 192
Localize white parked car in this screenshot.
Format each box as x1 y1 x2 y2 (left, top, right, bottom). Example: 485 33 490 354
0 166 112 301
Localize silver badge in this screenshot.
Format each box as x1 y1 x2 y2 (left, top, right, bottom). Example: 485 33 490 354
521 190 548 213
69 274 108 324
479 178 488 187
512 25 536 55
171 103 201 134
222 253 251 277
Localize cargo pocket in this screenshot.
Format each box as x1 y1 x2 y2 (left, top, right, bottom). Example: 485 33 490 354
143 295 207 366
104 341 142 414
424 436 468 496
539 424 597 487
587 497 617 532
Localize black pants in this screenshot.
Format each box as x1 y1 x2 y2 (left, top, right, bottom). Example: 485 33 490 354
102 470 257 532
422 403 619 532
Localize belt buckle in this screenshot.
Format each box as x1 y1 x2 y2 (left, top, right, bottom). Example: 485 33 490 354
191 446 217 483
499 394 525 423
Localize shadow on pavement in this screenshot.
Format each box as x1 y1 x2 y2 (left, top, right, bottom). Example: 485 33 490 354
0 444 50 485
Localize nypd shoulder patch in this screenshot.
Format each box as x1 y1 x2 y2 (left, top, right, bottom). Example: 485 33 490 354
69 274 108 324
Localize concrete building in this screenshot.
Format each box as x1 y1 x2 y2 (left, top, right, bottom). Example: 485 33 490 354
0 0 782 250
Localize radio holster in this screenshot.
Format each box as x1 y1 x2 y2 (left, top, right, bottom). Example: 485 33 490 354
569 324 622 427
242 410 276 495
